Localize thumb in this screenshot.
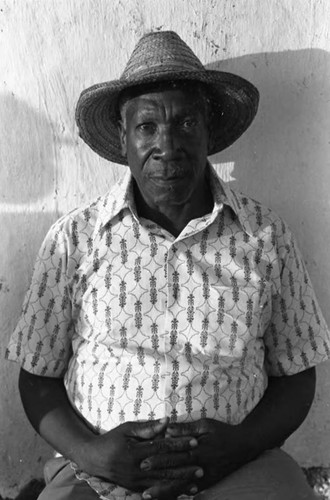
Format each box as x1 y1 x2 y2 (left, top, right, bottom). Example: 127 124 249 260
126 417 169 440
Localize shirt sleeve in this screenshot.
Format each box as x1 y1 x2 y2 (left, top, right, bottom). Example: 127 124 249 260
264 221 330 376
6 220 74 377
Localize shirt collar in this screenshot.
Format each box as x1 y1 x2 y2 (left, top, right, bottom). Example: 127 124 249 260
97 163 254 237
208 165 254 236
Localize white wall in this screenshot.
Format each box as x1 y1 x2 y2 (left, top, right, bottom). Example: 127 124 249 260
1 0 329 496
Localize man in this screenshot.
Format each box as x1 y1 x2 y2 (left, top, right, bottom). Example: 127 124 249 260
6 30 330 500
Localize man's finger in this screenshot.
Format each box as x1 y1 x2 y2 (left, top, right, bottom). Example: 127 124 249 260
140 449 198 471
144 465 203 481
124 417 169 440
136 435 198 460
142 479 199 500
166 419 206 437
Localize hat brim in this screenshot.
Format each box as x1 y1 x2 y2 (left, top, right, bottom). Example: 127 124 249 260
75 69 259 165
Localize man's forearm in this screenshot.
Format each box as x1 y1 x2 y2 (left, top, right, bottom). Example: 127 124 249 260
19 368 96 463
239 367 316 458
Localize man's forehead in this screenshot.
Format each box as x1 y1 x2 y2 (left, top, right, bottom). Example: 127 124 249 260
119 82 207 120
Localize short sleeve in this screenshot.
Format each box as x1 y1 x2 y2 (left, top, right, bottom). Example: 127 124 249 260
6 221 74 377
264 222 330 376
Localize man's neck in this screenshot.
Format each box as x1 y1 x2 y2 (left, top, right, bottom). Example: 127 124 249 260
134 182 213 237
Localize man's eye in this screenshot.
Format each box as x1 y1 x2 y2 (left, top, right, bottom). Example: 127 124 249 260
137 123 156 134
181 119 197 129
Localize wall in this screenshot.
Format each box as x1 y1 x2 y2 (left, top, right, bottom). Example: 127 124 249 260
0 0 329 496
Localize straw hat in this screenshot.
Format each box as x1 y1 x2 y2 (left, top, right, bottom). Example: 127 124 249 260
75 31 259 165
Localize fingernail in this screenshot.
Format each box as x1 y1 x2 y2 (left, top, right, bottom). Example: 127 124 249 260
190 486 198 494
142 494 152 500
189 438 198 447
140 461 151 471
195 468 204 478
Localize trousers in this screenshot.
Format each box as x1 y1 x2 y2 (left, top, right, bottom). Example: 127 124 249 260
37 448 317 500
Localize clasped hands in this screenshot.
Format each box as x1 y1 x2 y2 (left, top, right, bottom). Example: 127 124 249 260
78 417 249 500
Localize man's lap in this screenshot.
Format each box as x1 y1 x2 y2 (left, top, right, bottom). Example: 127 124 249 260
195 448 317 500
38 449 317 500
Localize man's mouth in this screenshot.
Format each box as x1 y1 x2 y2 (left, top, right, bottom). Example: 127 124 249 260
149 167 186 181
149 175 185 183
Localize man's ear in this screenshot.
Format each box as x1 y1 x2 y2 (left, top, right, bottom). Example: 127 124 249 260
118 120 127 157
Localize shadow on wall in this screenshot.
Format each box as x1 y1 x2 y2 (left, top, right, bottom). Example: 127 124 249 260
0 93 61 299
0 91 75 290
208 48 330 215
0 92 73 206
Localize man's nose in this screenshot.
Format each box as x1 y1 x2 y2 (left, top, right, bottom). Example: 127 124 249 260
153 125 179 160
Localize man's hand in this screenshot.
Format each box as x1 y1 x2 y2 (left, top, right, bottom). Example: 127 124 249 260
77 418 203 496
141 418 247 498
168 419 248 487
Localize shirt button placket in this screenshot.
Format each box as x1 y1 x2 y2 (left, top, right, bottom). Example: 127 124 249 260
163 243 178 419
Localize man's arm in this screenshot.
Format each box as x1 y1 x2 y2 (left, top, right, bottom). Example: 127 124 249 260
18 368 201 495
234 367 316 455
141 368 316 498
19 368 98 462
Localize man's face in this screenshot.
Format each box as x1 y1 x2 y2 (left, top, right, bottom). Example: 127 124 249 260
118 87 210 209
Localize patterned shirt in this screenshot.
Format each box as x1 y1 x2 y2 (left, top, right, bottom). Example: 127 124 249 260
6 165 330 497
